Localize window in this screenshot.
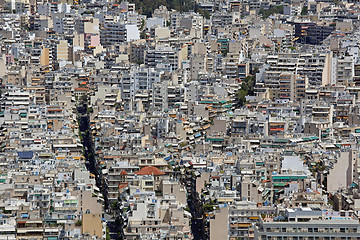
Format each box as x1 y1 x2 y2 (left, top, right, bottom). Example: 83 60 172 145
145 181 153 186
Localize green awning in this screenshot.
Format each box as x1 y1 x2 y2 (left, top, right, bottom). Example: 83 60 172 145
273 175 307 180
273 176 291 180
206 138 224 142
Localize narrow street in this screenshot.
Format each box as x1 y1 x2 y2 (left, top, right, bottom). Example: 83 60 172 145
180 169 208 240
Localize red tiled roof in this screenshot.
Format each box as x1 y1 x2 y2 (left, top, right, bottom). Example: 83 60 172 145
134 166 165 176
75 87 90 91
119 183 128 190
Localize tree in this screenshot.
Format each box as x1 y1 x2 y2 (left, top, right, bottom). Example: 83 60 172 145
139 19 145 31
106 227 111 240
235 75 256 107
197 9 210 19
301 6 308 15
133 0 195 17
259 5 284 19
75 220 82 226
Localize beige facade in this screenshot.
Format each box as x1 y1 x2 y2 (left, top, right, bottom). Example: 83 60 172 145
57 40 69 61
82 214 103 239
210 207 228 240
40 46 49 66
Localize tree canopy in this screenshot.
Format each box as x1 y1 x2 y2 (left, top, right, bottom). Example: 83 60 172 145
235 75 256 107
132 0 195 17
259 5 284 19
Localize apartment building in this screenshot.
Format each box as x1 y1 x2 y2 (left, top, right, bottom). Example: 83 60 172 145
255 208 360 239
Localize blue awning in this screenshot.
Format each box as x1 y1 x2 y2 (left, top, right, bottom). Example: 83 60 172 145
18 151 34 159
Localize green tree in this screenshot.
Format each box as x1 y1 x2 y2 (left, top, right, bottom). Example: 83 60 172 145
301 6 308 15
235 75 256 107
106 227 111 240
133 0 195 17
139 19 145 31
259 5 283 19
197 9 210 19
75 220 82 226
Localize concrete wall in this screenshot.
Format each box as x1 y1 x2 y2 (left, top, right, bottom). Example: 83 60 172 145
210 206 228 240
